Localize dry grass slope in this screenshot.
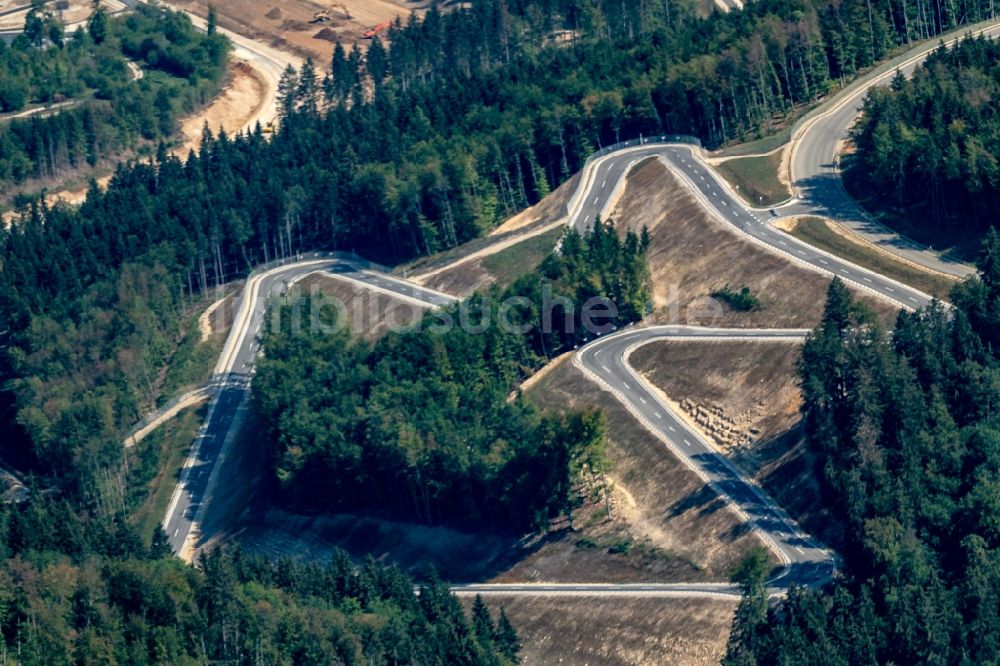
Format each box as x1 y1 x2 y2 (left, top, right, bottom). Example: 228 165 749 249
526 356 774 580
465 595 737 666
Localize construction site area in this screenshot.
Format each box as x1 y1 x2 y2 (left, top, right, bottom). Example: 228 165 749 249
168 0 434 61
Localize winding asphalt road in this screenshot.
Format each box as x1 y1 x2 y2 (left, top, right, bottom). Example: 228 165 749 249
152 13 1000 596
575 141 933 311
569 328 830 597
781 21 1000 277
163 254 454 558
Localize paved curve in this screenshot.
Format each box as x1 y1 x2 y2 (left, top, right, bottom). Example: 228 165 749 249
574 327 832 590
572 140 933 311
163 251 835 593
163 137 939 584
162 255 455 558
783 22 1000 277
150 4 992 597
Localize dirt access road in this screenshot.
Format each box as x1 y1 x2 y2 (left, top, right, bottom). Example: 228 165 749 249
0 0 126 30
0 1 300 216
168 0 434 62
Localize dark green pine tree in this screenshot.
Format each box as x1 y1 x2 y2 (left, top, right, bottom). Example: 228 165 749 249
493 608 521 663
472 595 495 647
148 527 173 559
722 548 770 666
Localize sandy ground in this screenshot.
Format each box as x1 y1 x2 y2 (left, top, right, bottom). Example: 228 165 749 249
612 158 898 328
465 595 737 666
168 0 433 61
177 61 267 155
198 295 228 343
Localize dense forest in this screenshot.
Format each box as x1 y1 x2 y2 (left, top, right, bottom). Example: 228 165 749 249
0 3 229 190
0 0 997 658
4 0 993 510
253 221 649 530
850 34 1000 238
723 231 1000 664
0 496 517 663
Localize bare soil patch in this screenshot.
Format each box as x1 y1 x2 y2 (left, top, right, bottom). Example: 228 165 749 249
169 0 434 61
611 158 898 328
197 285 241 342
632 341 802 460
177 61 267 155
465 595 737 666
525 356 776 579
629 339 832 546
314 27 339 42
296 272 429 339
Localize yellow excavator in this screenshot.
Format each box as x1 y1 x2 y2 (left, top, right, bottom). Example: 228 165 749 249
310 3 351 23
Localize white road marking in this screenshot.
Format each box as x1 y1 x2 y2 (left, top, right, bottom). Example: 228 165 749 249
656 413 663 419
683 439 693 448
602 179 607 188
795 546 805 555
668 425 676 432
798 250 808 257
863 277 873 283
173 528 179 537
909 297 919 303
622 382 630 389
639 397 647 404
818 258 829 265
593 196 599 204
886 286 895 292
602 365 610 372
779 240 788 246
